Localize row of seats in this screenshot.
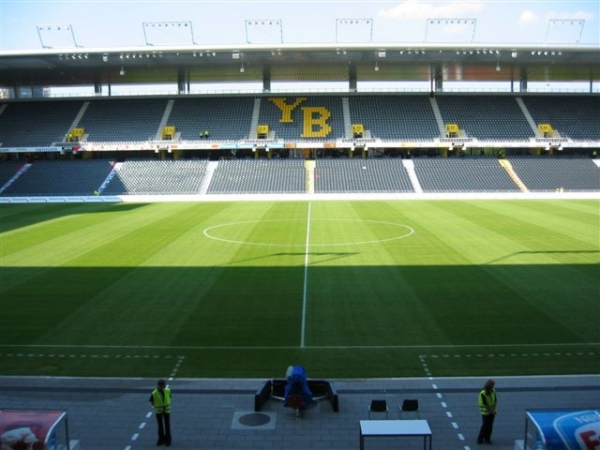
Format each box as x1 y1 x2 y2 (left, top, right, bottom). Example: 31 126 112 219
521 96 600 140
348 95 439 140
509 157 599 191
1 95 598 147
103 160 210 195
207 159 306 194
1 157 597 196
435 95 533 140
169 97 255 141
259 96 346 140
315 159 414 193
413 158 521 192
0 160 113 196
77 99 167 142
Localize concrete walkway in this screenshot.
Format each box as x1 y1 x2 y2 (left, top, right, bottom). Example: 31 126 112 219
1 375 598 449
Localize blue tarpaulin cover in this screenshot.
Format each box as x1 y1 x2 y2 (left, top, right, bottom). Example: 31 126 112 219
284 365 313 406
525 409 600 450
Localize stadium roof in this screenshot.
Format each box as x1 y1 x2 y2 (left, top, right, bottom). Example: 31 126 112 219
1 42 599 89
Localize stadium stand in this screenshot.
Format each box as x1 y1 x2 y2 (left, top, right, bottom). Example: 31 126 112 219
347 94 440 140
259 96 345 140
207 159 306 194
168 97 256 140
0 100 84 147
413 157 521 192
0 159 113 196
0 160 25 189
76 98 168 142
507 156 600 192
102 159 209 195
520 95 600 140
315 159 414 193
0 94 598 198
435 95 534 140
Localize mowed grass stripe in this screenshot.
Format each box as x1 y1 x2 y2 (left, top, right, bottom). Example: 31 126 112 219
306 201 598 348
0 200 598 378
472 200 599 251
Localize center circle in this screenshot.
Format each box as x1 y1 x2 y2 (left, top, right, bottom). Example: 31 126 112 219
203 219 415 246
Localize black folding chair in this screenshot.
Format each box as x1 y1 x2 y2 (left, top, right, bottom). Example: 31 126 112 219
399 399 420 419
368 399 389 419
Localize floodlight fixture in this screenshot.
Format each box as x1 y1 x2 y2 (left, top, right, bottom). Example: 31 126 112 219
374 62 379 72
245 19 282 44
544 19 585 43
36 23 81 49
335 18 373 43
142 21 197 46
425 18 477 43
119 66 125 76
240 63 245 73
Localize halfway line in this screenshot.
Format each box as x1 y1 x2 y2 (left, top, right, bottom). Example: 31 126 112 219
300 202 312 348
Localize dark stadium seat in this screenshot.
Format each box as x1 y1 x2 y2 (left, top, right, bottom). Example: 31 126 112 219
77 98 168 142
521 95 600 140
348 94 440 140
168 97 255 140
435 95 534 140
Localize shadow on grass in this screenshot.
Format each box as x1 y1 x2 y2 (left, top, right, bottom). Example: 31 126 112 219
486 250 600 265
0 202 150 234
0 263 598 377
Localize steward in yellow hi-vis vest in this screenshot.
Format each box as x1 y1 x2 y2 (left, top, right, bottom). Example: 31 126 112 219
477 379 497 444
149 378 172 446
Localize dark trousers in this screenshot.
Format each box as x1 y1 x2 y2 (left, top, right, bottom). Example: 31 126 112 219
155 412 171 445
478 413 495 443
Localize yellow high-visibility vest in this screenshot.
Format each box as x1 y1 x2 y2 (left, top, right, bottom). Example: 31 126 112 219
152 388 171 414
479 389 496 415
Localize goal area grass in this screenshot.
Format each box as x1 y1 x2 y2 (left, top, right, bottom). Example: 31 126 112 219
1 199 598 379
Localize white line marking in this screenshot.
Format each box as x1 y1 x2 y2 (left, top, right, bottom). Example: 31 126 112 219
203 219 415 247
138 422 146 429
131 433 139 441
0 343 596 351
458 433 465 440
301 202 312 348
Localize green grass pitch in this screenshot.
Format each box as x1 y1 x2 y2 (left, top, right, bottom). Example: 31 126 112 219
0 199 598 379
